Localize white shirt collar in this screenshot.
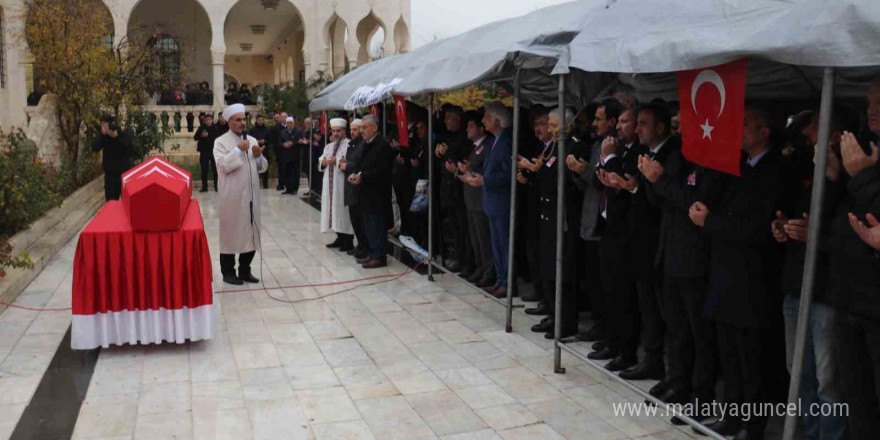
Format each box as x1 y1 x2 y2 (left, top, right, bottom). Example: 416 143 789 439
748 149 769 167
474 136 487 147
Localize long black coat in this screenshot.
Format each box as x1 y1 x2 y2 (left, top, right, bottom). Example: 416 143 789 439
194 124 221 157
827 160 880 320
702 150 784 328
356 135 393 216
280 127 304 161
436 129 470 208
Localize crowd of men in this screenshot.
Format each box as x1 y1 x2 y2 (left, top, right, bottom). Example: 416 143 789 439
301 80 880 440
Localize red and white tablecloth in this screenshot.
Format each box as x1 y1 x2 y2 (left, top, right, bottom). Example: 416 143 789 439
71 200 215 349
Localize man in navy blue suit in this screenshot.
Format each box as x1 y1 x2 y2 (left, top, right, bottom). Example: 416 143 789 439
466 102 513 298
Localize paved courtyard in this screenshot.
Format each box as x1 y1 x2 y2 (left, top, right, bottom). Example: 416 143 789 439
0 189 701 440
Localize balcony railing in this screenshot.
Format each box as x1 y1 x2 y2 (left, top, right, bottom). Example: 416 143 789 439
25 105 261 136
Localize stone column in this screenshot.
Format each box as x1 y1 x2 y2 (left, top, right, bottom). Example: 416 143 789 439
212 51 225 113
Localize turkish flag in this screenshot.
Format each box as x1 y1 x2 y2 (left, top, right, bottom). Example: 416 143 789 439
369 105 379 117
320 112 327 135
394 96 409 147
678 58 748 177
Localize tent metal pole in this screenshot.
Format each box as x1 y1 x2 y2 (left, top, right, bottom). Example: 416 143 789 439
554 74 567 374
383 102 388 137
782 66 835 440
505 69 522 333
428 94 435 282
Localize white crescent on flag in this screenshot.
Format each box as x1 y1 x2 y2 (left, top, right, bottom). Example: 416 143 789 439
691 69 727 140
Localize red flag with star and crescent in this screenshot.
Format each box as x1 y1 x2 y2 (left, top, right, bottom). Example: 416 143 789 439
677 58 748 177
394 96 409 147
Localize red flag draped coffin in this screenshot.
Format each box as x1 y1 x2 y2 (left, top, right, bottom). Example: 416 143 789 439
72 157 214 350
122 157 193 231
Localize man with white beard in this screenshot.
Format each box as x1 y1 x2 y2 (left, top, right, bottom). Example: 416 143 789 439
319 118 355 251
213 103 268 285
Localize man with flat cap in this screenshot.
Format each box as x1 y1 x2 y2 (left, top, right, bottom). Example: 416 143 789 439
214 103 268 285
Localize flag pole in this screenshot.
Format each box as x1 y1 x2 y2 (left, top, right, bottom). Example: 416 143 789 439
428 94 435 282
554 74 567 374
505 69 522 333
782 66 835 440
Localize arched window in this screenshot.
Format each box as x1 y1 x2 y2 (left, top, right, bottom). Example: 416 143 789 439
148 34 180 82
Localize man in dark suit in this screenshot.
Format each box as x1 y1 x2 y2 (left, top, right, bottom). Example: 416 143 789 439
459 110 497 287
612 103 678 381
349 115 392 269
92 114 133 201
688 104 784 440
340 119 369 260
193 113 221 192
591 102 640 374
519 110 553 304
639 113 725 417
270 113 286 191
280 117 304 195
436 106 474 275
249 114 272 189
468 102 513 298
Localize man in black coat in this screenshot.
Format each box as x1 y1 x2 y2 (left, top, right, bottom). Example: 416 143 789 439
193 113 221 192
639 121 725 418
280 117 304 195
611 103 678 382
435 106 474 275
688 104 784 440
92 114 133 201
270 113 286 191
249 114 272 189
341 119 369 259
518 110 553 304
827 80 880 440
348 115 392 269
590 102 640 374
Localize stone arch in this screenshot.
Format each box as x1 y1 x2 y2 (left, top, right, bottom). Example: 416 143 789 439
324 13 349 76
393 16 410 54
355 10 386 65
224 0 304 86
128 0 212 88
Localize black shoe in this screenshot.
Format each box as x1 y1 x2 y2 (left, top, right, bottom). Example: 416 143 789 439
590 341 607 352
545 326 578 340
476 277 495 288
524 303 551 316
657 388 691 405
276 185 285 191
649 378 670 399
619 362 665 381
587 346 617 361
531 320 553 333
199 188 209 193
223 274 243 285
695 418 741 437
605 355 637 372
339 243 354 252
578 324 605 342
353 251 369 260
238 271 259 284
326 239 343 248
346 248 358 256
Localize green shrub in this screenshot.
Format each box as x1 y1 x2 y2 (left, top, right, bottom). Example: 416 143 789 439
0 129 63 236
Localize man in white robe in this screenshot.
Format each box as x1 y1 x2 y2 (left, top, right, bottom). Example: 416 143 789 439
319 118 355 251
213 103 269 285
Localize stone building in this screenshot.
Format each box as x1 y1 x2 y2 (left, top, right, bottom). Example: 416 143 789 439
0 0 411 129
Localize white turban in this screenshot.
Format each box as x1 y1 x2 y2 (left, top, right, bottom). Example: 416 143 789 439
285 117 294 123
330 118 347 129
351 119 363 127
222 103 246 121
